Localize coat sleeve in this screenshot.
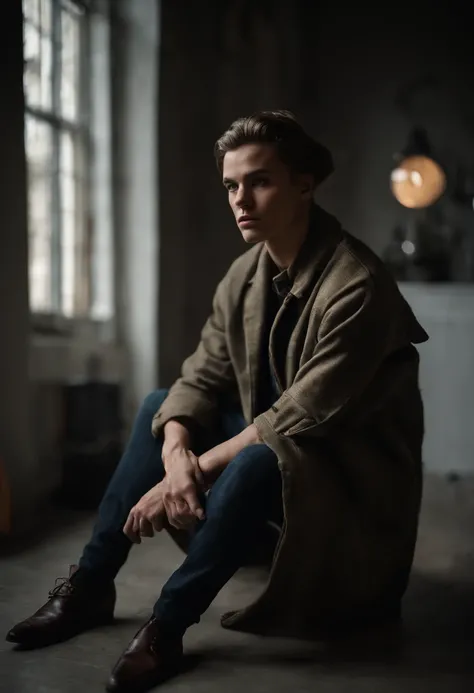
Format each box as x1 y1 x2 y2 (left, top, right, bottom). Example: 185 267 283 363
254 275 397 440
151 275 237 437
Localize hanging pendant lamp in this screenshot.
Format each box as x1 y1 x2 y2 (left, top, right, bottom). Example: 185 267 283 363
390 128 446 208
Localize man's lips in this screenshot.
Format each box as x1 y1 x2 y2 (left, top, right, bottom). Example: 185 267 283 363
238 216 259 224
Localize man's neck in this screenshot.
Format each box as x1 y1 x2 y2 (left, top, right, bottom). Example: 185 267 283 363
265 208 311 271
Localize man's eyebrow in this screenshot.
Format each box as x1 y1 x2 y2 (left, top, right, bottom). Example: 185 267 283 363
223 168 270 184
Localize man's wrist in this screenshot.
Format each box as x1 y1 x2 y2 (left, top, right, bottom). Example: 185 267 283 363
198 424 261 479
163 420 191 448
197 449 225 485
192 457 209 490
236 423 262 448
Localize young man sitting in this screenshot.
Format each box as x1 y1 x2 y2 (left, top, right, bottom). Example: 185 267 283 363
7 110 428 692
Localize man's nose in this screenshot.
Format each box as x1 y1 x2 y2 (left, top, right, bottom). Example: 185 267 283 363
235 184 252 209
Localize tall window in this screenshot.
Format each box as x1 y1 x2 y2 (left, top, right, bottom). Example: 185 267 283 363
23 0 90 317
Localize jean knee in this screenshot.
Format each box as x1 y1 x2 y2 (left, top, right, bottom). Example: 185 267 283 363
234 443 278 475
134 389 169 432
206 445 280 521
142 388 169 415
221 444 279 494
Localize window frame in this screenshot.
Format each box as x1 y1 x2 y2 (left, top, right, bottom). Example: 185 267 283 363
23 0 95 326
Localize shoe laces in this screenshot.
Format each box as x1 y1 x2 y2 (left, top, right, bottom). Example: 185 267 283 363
48 576 76 598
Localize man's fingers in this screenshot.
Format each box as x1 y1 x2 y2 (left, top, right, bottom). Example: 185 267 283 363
184 491 205 521
167 501 189 530
150 501 166 533
123 514 133 540
139 518 154 538
132 512 141 535
170 512 188 530
174 499 188 515
164 497 179 530
173 497 198 526
124 513 141 544
151 514 164 532
176 507 197 530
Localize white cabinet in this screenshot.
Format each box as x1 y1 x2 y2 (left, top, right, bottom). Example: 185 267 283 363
399 283 474 474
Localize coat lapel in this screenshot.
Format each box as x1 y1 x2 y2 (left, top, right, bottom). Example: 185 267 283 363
289 205 343 298
242 247 274 420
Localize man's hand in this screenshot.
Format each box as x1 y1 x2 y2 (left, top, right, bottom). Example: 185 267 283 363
161 442 206 529
123 479 168 544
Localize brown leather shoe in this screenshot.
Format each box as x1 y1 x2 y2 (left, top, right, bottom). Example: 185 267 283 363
5 565 115 648
106 617 183 693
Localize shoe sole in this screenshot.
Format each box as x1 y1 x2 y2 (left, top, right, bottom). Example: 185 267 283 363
105 660 182 693
6 614 115 649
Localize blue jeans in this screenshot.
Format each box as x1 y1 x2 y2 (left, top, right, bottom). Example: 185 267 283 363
77 389 283 635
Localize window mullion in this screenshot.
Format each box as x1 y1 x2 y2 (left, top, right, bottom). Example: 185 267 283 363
50 0 62 314
74 6 91 315
25 105 83 134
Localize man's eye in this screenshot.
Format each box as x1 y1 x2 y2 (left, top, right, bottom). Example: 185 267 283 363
253 177 268 187
226 183 237 192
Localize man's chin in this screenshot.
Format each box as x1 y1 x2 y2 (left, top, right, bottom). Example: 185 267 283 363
240 228 266 244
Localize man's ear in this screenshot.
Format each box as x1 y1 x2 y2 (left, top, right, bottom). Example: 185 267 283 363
300 174 315 200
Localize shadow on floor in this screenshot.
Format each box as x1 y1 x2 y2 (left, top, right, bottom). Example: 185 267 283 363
185 572 474 679
1 500 473 685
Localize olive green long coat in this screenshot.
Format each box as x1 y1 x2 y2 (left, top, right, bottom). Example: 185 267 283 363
152 205 428 639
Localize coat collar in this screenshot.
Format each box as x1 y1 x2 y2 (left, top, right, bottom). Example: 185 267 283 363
287 204 343 298
247 204 344 299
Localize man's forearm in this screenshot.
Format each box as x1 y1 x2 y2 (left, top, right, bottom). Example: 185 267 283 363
198 423 262 479
162 420 191 470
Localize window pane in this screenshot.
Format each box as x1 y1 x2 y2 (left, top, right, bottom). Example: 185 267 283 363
23 22 40 105
24 22 52 109
25 115 54 313
23 0 51 33
60 132 77 316
40 0 52 35
23 0 40 26
61 196 76 317
61 129 74 176
40 36 53 109
61 9 80 121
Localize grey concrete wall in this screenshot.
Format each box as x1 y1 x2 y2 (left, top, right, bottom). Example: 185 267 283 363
0 3 36 529
158 0 474 386
112 0 160 417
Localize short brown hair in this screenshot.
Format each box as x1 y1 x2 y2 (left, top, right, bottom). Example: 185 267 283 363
214 110 334 186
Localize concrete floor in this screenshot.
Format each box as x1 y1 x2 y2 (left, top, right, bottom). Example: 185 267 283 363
1 474 473 693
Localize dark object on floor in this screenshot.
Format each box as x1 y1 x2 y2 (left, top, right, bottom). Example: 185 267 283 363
57 381 125 509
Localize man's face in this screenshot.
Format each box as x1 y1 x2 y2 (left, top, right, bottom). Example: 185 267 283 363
222 143 311 244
